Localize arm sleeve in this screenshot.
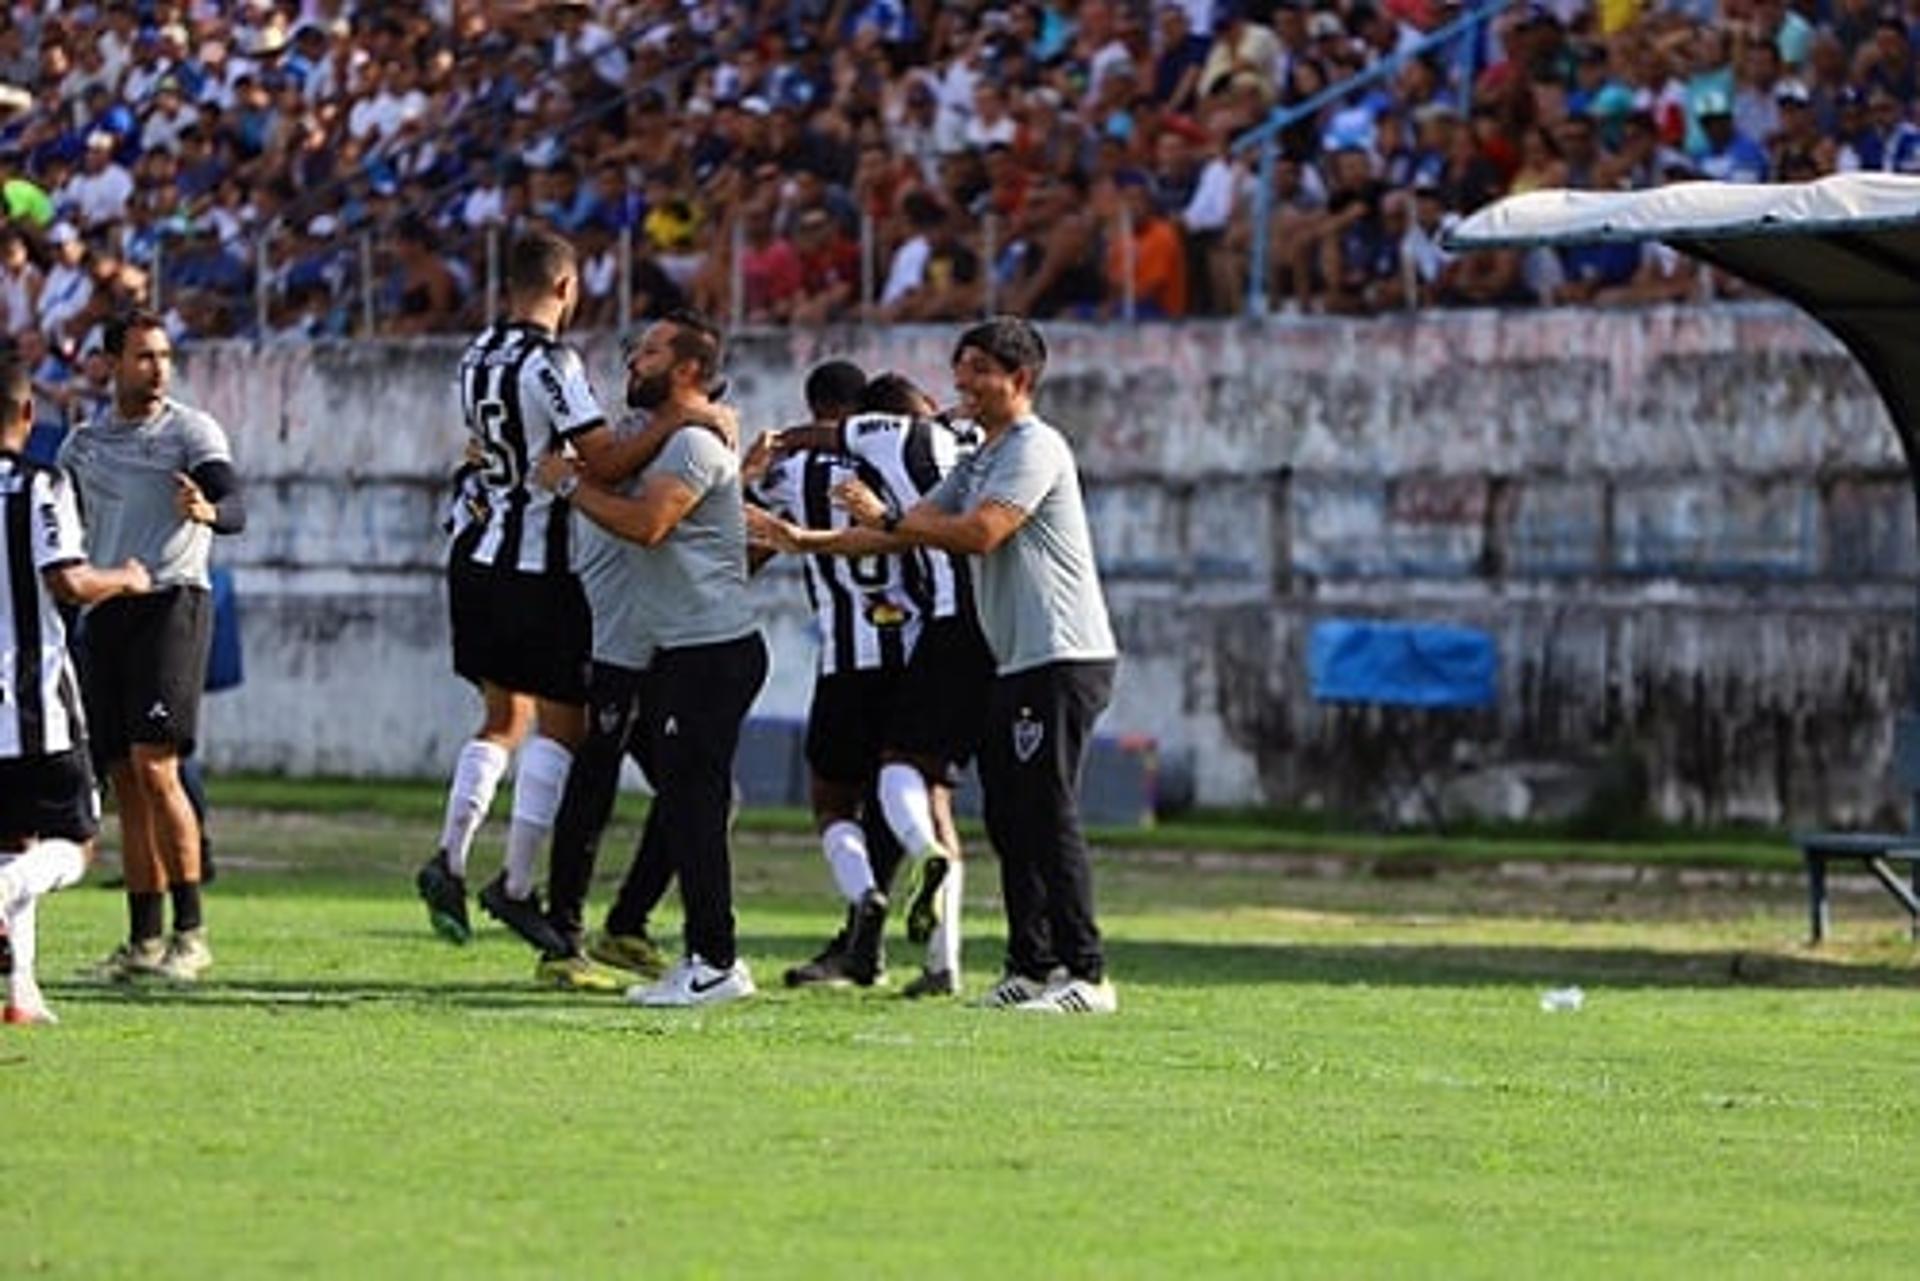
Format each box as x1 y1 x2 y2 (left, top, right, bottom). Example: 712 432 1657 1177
924 465 969 515
529 346 609 442
976 427 1063 515
180 409 234 469
32 470 87 570
657 428 728 502
189 459 247 534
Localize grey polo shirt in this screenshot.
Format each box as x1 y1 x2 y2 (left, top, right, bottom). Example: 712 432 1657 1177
573 417 656 671
928 414 1117 675
625 426 757 654
58 397 233 591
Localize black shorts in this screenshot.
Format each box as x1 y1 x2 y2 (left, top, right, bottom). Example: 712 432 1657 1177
806 667 906 787
449 562 590 704
885 613 996 773
80 586 213 770
0 750 101 843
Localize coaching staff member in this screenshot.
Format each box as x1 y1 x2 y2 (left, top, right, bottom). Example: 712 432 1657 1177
534 311 765 1008
752 317 1119 1014
60 309 245 982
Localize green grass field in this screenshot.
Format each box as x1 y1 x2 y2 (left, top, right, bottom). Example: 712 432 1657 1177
6 796 1920 1279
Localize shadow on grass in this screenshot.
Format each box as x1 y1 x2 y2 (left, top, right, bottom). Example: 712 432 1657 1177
33 933 1919 1015
1102 937 1920 991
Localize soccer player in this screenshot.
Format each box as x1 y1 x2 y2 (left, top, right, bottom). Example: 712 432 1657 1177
533 311 766 1008
752 317 1121 1013
0 346 151 1022
415 230 609 950
752 376 994 998
60 309 245 982
749 362 925 989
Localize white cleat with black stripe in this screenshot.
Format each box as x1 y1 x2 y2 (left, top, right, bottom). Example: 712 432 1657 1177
975 967 1067 1009
1017 976 1118 1015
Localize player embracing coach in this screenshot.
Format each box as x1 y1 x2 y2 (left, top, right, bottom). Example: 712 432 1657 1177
751 316 1121 1014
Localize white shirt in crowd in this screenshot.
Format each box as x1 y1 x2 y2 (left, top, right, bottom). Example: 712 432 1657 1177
880 234 932 306
60 163 135 227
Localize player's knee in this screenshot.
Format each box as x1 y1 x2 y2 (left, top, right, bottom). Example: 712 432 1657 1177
127 745 183 795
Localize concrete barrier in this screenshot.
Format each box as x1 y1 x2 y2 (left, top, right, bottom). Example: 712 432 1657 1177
185 306 1916 826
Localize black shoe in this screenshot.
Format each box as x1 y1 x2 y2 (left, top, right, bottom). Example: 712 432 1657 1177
783 910 854 988
415 851 471 945
901 968 956 1000
844 890 889 987
477 872 569 956
905 855 949 946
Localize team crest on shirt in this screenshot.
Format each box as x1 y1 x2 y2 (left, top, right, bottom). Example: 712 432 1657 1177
1012 708 1044 763
864 598 907 628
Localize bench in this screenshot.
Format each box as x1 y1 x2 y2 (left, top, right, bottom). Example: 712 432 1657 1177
1795 713 1920 944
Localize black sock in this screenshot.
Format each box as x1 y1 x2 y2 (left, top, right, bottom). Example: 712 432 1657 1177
170 882 203 934
129 891 164 943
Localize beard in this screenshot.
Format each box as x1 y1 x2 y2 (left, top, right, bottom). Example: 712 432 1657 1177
627 370 672 410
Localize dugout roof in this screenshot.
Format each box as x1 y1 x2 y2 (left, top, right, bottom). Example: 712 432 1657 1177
1446 174 1920 510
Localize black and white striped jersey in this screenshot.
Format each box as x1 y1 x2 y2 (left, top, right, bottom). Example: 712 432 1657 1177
754 448 920 676
455 320 607 576
0 452 87 759
838 412 980 619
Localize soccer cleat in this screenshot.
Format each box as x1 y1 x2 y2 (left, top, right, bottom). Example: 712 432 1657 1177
534 954 623 992
975 968 1064 1009
96 938 168 981
477 873 570 956
3 1001 57 1026
901 968 956 1000
585 929 668 978
628 955 757 1008
783 908 854 988
844 890 889 988
415 851 472 945
158 929 214 982
1018 976 1119 1015
903 853 949 945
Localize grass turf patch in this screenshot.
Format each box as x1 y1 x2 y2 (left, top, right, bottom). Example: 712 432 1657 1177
3 806 1917 1278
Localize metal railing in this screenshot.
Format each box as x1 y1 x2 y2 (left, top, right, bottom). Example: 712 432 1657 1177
1232 0 1517 317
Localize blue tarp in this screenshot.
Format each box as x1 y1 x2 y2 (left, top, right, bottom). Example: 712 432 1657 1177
1308 619 1498 709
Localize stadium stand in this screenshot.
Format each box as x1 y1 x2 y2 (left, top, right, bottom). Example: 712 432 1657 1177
0 0 1909 361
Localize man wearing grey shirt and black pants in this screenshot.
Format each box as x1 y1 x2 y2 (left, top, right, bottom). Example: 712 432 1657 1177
535 311 765 1008
59 309 246 982
753 317 1121 1014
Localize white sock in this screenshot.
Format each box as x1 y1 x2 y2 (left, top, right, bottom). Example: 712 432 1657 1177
927 860 963 980
6 894 39 1010
878 762 944 862
821 820 876 904
504 735 572 898
440 739 511 878
0 838 86 912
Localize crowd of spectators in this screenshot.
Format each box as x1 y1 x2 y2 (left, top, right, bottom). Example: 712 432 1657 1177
1 0 1917 387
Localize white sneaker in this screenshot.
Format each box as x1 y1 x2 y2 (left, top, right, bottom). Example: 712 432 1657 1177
628 954 756 1008
975 967 1067 1009
1018 976 1118 1015
158 929 213 982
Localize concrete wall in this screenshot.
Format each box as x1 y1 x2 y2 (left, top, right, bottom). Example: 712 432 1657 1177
184 306 1919 826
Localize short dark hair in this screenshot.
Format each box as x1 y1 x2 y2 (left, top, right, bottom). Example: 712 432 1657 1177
505 228 577 297
858 372 930 416
953 316 1047 380
103 308 168 356
661 308 724 382
805 359 867 418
